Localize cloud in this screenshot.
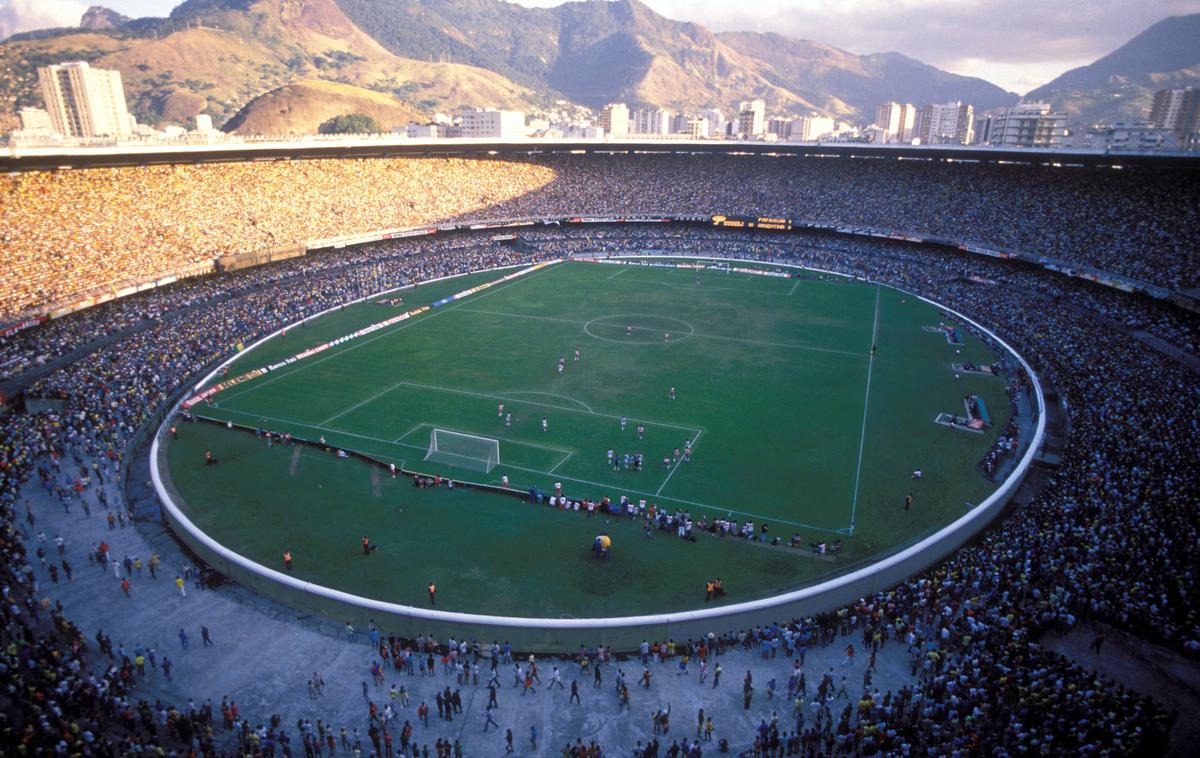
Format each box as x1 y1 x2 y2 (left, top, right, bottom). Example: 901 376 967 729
606 0 1198 94
943 58 1094 97
0 0 88 39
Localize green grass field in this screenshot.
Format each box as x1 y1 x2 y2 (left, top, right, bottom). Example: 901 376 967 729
165 258 1013 617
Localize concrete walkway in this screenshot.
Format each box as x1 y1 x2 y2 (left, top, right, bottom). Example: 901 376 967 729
1041 622 1200 758
23 452 1193 755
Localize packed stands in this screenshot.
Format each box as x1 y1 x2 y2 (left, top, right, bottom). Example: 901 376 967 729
0 158 557 318
3 154 1197 325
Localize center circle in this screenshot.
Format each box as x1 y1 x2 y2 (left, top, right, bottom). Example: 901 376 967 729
583 313 696 344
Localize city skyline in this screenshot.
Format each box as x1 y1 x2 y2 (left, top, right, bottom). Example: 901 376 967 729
2 0 1196 95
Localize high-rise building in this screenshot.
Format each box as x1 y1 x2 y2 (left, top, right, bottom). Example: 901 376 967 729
458 109 527 138
599 103 630 138
915 102 974 144
874 102 917 143
38 61 132 138
989 102 1067 147
700 108 727 137
767 118 793 140
1150 87 1200 139
685 116 711 139
972 112 997 145
792 116 835 141
737 99 766 138
631 108 672 136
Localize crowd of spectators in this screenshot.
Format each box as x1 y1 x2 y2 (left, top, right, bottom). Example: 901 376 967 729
464 155 1200 290
2 154 1197 324
0 171 1197 754
0 158 557 318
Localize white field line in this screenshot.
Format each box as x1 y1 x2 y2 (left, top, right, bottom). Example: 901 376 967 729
497 391 594 413
847 284 882 534
318 381 406 427
547 452 573 474
456 307 867 359
391 423 427 444
217 264 559 405
606 265 629 280
788 279 801 296
655 429 703 496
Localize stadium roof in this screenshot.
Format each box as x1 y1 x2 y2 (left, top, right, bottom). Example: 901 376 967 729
3 137 1198 172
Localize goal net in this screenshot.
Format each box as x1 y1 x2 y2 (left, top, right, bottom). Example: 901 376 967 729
424 429 500 474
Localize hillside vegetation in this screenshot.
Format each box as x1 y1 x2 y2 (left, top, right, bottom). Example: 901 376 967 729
221 79 420 134
0 0 534 131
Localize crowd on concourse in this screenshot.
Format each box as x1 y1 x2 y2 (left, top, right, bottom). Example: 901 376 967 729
0 202 1196 755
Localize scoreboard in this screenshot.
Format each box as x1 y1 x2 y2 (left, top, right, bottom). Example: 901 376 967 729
710 214 794 231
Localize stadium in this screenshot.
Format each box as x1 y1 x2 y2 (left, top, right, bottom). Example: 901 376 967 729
1 141 1198 756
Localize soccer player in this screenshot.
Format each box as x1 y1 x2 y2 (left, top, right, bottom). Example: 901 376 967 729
574 349 580 361
557 363 564 375
497 402 504 417
620 417 627 432
669 386 676 400
904 493 913 511
505 412 512 427
637 424 645 440
607 449 614 465
541 418 548 432
627 325 633 337
664 332 670 342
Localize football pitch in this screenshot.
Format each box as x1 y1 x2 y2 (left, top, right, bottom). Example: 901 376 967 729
165 258 1013 616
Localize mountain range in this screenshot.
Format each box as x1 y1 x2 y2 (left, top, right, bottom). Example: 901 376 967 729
0 0 1195 136
1026 14 1200 127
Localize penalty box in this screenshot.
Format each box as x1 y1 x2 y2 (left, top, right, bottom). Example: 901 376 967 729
391 408 702 491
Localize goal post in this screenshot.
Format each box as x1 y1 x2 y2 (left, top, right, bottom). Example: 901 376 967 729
424 429 500 474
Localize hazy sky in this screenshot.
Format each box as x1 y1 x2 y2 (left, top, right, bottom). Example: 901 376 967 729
2 0 1195 94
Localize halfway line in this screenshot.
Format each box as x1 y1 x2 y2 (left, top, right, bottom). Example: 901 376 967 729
848 285 882 531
